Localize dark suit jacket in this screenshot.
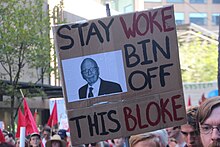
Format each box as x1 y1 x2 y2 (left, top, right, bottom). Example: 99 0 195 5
79 78 122 99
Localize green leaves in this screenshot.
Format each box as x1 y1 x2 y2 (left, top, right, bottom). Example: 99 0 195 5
179 38 218 82
0 0 51 83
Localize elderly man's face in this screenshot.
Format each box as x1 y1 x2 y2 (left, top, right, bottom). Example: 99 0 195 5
81 60 99 86
199 106 220 147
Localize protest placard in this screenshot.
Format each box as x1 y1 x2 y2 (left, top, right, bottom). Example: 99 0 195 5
53 5 186 145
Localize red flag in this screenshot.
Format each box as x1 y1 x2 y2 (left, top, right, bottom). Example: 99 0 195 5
47 101 58 127
16 108 26 138
187 96 191 107
34 109 38 123
0 129 5 143
201 93 206 101
23 98 39 135
199 93 206 105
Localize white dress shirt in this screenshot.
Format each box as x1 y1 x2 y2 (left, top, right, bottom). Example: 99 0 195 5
87 78 101 98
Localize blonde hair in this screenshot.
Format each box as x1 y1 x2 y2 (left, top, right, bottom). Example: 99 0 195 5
129 133 160 147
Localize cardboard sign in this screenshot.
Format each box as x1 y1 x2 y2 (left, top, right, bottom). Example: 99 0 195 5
53 5 186 146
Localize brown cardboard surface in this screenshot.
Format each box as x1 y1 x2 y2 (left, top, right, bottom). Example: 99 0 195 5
53 5 186 145
67 89 186 146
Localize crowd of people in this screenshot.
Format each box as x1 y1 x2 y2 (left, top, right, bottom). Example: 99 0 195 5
1 128 72 147
1 96 220 147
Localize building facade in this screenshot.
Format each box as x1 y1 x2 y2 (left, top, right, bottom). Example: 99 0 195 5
96 0 219 106
98 0 219 32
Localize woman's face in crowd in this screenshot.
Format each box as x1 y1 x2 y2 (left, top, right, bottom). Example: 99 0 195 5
30 136 40 147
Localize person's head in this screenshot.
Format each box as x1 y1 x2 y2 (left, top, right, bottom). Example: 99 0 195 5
81 58 99 86
42 126 51 140
181 106 201 147
129 133 160 147
197 96 220 147
15 139 20 147
15 138 28 147
113 138 125 147
57 129 67 141
29 132 41 147
45 134 66 147
166 126 181 139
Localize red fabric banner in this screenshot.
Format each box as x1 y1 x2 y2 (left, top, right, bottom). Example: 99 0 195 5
47 101 58 127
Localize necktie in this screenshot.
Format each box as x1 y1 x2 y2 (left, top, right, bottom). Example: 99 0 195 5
88 87 94 98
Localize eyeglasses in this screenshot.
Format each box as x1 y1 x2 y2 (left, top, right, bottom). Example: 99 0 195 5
200 124 220 134
82 67 97 75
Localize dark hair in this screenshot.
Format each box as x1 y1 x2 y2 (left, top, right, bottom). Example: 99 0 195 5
58 129 67 140
185 106 199 129
172 126 181 130
43 126 51 133
30 132 41 139
2 130 9 136
8 132 15 140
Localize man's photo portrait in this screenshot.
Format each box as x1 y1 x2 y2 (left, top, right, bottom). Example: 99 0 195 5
62 50 127 102
79 58 122 99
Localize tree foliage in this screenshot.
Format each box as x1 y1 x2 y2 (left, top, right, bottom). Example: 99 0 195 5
179 38 218 82
0 0 51 82
0 0 52 132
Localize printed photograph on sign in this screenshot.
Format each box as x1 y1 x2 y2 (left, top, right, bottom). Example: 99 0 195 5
62 50 127 102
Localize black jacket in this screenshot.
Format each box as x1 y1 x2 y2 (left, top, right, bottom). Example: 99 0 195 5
79 78 122 99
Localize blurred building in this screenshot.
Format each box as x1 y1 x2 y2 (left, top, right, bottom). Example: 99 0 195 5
96 0 219 106
97 0 219 32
